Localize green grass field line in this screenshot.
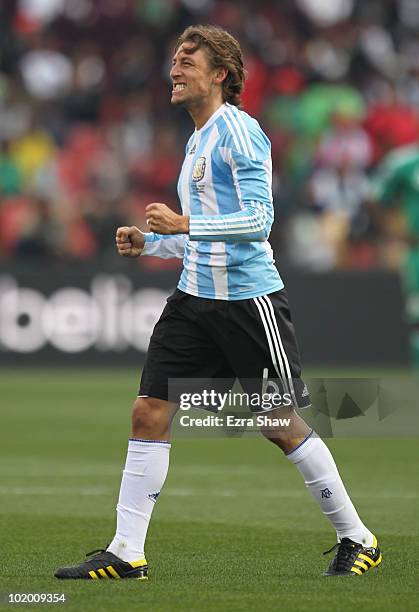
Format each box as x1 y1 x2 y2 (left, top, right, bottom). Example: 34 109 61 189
0 369 418 611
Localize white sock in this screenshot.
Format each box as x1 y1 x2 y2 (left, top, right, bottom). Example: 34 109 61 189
107 438 171 562
286 431 374 547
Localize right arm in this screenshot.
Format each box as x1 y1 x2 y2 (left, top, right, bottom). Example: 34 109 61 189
115 226 186 259
142 231 187 259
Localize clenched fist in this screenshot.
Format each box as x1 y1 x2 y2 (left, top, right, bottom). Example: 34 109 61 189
145 202 189 234
115 226 145 257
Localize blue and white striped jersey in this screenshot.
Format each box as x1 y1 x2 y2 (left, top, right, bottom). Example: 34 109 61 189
142 102 283 300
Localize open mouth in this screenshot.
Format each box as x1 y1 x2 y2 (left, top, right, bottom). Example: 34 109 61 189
173 83 187 92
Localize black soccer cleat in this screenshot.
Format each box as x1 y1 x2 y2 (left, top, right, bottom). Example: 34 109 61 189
323 535 382 576
54 548 148 580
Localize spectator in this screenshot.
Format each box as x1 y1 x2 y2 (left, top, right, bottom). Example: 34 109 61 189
0 0 417 271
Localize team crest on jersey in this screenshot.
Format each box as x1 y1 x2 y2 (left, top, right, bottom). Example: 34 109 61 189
192 156 206 182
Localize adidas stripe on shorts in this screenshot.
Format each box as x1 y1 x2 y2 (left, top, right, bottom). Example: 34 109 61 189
139 288 311 412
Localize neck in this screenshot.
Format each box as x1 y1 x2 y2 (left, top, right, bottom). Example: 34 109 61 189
188 96 224 130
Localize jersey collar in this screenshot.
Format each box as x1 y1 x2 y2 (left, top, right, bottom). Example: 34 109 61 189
194 103 228 134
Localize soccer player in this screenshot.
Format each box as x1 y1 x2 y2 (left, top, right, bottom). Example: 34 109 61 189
55 25 381 580
371 142 419 368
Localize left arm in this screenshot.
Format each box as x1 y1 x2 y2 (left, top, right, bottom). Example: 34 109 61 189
188 146 272 242
145 199 269 242
145 121 273 242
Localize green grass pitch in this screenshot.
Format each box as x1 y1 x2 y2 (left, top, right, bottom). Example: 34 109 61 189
1 369 418 611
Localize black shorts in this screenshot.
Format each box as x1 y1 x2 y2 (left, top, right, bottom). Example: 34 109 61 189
139 289 311 412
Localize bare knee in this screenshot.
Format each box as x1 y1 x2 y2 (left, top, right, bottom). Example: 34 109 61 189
131 397 176 440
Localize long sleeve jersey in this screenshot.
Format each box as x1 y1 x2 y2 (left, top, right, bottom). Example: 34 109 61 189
142 102 283 300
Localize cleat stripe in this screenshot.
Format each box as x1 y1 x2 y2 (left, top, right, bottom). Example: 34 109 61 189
106 566 120 579
98 569 109 579
358 554 374 566
354 560 369 571
351 566 363 576
88 570 99 580
136 576 148 580
129 559 147 569
375 553 382 566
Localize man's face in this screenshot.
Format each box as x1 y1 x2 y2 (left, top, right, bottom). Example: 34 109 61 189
170 43 217 107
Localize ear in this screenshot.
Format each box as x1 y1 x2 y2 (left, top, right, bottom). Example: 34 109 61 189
213 67 228 85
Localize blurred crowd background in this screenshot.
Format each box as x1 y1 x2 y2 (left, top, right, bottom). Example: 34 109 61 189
1 0 418 271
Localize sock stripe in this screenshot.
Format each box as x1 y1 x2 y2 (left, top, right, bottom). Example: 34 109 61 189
129 438 171 445
285 429 314 456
